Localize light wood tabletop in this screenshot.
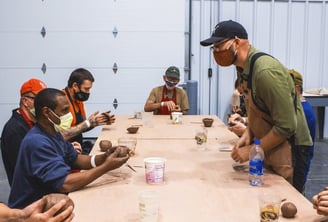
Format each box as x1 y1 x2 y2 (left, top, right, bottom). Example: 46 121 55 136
69 115 327 222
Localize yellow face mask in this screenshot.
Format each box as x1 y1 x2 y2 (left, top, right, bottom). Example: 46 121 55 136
49 110 73 132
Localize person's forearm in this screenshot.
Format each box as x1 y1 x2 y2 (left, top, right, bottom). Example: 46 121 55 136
144 102 161 112
258 129 286 152
0 204 25 222
73 153 108 170
61 120 90 141
60 160 109 193
63 151 112 192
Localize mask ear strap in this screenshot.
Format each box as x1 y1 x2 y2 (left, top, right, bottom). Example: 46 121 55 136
48 108 60 123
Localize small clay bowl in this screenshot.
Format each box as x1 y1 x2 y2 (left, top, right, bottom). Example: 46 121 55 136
202 118 214 127
127 126 139 134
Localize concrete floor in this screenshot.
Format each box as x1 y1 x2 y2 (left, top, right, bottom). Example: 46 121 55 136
0 139 327 205
304 139 328 200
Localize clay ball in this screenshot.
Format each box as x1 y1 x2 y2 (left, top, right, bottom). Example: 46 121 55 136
281 202 297 218
43 193 74 216
105 146 133 158
117 145 129 157
99 140 112 152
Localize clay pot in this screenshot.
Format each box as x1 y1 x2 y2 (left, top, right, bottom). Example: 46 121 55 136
127 126 139 134
202 118 214 127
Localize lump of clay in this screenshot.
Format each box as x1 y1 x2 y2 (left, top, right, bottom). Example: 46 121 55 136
281 202 297 218
99 140 112 152
43 193 74 215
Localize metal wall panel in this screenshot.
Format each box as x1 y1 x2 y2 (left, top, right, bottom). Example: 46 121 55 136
1 0 327 137
192 0 328 137
0 0 186 137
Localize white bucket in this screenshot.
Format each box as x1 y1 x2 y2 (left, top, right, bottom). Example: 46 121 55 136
144 157 166 184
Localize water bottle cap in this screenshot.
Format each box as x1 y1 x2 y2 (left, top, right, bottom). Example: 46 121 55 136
254 139 260 145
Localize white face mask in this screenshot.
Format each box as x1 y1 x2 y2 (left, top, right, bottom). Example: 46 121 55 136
48 110 73 132
29 108 36 117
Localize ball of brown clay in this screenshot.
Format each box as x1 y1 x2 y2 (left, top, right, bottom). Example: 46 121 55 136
43 193 74 216
99 140 112 152
281 202 297 218
117 146 129 157
105 146 135 157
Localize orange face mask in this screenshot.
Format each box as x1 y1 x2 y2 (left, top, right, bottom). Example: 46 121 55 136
213 41 237 67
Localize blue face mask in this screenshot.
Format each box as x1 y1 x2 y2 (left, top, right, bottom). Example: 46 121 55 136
165 80 178 88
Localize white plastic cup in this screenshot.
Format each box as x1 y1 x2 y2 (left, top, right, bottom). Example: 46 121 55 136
118 137 137 151
144 157 166 184
142 112 153 126
171 112 183 124
134 110 142 119
139 190 159 222
194 127 208 150
259 193 280 222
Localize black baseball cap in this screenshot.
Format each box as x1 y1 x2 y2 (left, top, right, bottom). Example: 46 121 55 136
200 20 248 46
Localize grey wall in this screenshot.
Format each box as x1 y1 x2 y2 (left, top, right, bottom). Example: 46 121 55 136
191 0 328 137
0 0 186 137
0 0 327 137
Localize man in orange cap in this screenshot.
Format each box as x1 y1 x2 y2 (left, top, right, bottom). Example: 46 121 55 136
1 78 46 186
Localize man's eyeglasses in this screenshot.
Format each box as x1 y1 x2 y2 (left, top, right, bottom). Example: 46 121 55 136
24 96 35 100
210 39 234 52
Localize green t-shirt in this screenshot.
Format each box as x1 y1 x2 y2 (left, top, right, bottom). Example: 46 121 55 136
244 46 312 146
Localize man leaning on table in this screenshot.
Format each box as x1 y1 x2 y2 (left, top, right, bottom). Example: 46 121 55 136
144 66 189 115
200 20 312 185
8 88 130 209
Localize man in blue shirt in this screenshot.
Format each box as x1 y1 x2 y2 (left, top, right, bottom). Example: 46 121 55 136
9 88 130 209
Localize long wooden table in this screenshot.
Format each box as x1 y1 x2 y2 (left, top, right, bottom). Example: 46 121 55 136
99 115 229 140
69 115 327 222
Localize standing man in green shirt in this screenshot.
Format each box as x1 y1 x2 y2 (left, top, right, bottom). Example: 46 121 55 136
200 20 312 186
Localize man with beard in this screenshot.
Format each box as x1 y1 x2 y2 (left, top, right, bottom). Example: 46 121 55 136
144 66 189 115
200 20 312 185
62 68 115 154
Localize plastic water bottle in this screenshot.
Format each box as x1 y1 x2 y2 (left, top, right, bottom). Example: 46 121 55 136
249 139 264 186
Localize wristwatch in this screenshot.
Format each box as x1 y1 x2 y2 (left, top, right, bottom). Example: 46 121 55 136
161 102 164 107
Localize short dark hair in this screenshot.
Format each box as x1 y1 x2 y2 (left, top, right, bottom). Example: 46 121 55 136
34 88 65 120
67 68 95 87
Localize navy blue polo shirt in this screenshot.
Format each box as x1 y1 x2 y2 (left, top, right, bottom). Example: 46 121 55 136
8 124 78 209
